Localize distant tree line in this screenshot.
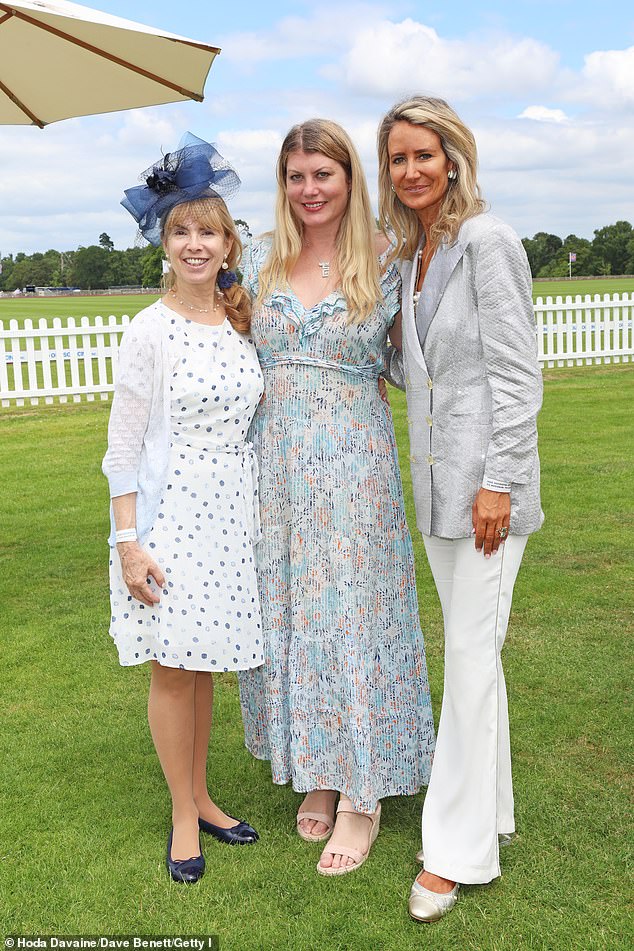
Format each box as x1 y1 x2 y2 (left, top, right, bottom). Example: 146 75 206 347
0 220 252 293
0 233 164 292
522 221 633 278
1 221 632 291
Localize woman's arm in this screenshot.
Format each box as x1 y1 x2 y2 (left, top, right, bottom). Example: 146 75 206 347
471 488 510 558
104 311 165 602
378 235 405 389
475 222 542 485
472 222 542 555
112 492 164 606
388 310 403 350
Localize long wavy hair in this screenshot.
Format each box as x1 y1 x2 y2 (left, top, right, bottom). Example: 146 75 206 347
257 119 381 323
377 96 486 261
161 196 251 334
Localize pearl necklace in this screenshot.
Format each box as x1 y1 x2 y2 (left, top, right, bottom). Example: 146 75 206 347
169 287 222 313
413 242 436 307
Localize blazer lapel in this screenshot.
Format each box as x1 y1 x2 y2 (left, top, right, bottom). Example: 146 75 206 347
400 256 414 297
415 239 466 350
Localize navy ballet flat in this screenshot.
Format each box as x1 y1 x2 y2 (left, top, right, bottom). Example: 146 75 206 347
166 828 205 884
198 815 259 845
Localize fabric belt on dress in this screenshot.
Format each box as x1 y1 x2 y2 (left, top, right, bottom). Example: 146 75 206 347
240 442 261 545
190 441 260 545
259 355 380 380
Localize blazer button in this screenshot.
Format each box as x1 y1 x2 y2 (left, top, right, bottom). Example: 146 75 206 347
426 454 434 465
425 415 432 426
427 378 433 389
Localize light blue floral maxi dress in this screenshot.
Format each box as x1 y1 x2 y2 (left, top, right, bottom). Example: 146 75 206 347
238 240 435 813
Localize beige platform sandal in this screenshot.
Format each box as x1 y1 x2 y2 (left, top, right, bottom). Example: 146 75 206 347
316 800 381 876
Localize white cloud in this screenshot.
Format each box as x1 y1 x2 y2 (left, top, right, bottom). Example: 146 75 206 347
2 7 633 255
474 116 634 237
336 19 560 100
219 3 390 67
518 106 569 123
579 45 634 107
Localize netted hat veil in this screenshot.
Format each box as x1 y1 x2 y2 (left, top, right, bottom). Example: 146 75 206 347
121 132 240 246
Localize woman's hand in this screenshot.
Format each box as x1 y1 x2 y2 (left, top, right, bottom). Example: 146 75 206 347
472 488 511 557
378 377 389 403
117 542 165 606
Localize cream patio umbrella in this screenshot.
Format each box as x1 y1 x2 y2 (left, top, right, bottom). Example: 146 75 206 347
0 0 220 127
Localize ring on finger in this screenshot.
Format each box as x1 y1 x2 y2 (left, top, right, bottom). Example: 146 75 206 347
497 526 509 540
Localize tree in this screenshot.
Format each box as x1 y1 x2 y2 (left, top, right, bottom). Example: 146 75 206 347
142 245 165 288
70 245 112 289
3 250 59 289
625 235 634 274
592 221 633 276
537 235 597 279
521 232 563 277
99 232 115 252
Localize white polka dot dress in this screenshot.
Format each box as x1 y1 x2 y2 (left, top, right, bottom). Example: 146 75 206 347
109 308 265 672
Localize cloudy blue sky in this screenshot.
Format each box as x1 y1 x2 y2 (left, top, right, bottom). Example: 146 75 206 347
1 0 633 254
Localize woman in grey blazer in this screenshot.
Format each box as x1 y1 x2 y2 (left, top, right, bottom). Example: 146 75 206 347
377 96 543 922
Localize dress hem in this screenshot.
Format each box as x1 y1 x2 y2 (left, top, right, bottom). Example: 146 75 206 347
243 744 431 814
115 656 264 673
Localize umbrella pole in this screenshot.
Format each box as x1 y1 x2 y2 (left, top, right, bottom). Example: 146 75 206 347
0 76 44 126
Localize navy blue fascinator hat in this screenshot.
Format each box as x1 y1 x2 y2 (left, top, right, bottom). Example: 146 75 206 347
121 132 241 246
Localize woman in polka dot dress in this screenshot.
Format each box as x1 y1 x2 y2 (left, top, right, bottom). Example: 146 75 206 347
103 135 264 884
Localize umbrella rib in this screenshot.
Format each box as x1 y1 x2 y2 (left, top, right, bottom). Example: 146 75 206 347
0 5 218 101
0 76 45 126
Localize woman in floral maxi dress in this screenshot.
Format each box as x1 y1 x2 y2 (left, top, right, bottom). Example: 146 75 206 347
238 119 435 875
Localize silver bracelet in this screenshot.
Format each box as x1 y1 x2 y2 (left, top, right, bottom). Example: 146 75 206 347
115 528 138 543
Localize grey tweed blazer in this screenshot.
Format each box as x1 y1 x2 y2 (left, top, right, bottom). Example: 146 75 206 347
387 213 544 539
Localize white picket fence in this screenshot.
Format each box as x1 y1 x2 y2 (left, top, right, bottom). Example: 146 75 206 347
0 314 131 407
535 293 633 368
1 293 632 407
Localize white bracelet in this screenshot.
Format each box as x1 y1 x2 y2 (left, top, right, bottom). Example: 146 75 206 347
115 528 138 543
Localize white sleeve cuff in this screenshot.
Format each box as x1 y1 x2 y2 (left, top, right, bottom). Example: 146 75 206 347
482 477 512 494
108 471 139 499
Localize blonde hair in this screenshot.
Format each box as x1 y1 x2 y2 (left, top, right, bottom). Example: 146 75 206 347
257 119 381 323
161 196 251 334
377 96 486 261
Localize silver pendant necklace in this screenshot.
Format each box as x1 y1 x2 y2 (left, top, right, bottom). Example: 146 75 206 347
305 241 333 279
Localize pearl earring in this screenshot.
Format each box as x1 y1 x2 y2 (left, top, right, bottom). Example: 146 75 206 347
221 257 229 270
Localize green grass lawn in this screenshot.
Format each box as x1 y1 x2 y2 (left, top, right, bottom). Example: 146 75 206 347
0 293 158 328
1 279 633 329
0 367 632 950
533 277 634 300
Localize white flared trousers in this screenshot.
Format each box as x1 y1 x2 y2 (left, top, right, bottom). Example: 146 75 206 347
421 533 528 884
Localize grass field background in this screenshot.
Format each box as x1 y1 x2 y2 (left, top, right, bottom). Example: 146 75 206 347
533 276 634 299
1 276 634 330
1 362 632 950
